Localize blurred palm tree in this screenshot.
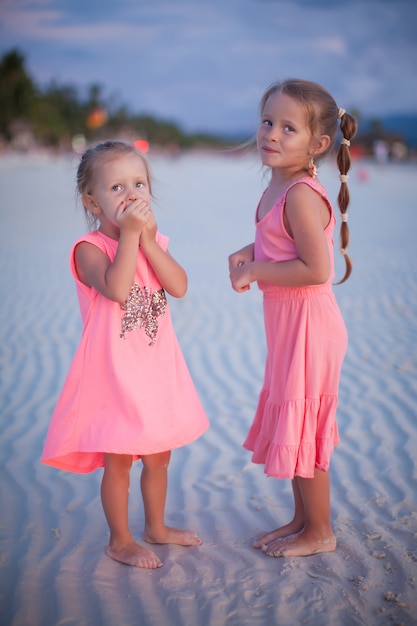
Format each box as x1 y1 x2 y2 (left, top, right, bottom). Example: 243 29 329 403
0 49 36 140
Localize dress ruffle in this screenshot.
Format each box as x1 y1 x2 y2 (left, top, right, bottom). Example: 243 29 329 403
243 391 340 479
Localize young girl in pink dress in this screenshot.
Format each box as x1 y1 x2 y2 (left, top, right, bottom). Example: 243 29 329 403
42 141 209 569
229 79 357 557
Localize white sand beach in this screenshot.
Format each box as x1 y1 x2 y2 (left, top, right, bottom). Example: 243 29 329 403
0 150 416 626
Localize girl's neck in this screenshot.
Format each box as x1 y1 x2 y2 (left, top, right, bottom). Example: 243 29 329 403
270 165 309 185
98 221 120 241
268 167 310 195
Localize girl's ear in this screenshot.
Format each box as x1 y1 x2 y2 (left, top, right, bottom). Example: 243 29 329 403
83 193 101 215
314 134 331 155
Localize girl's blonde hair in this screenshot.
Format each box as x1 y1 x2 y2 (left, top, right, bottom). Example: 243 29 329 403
76 141 153 230
260 79 358 283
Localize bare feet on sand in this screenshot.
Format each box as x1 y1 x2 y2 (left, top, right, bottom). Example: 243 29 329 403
144 525 202 546
252 520 304 549
261 531 336 557
106 541 162 568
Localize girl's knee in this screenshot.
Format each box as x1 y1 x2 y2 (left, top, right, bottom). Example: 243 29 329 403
142 450 171 471
104 453 133 474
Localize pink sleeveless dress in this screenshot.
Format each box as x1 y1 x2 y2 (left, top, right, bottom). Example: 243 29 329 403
41 230 209 473
243 177 347 479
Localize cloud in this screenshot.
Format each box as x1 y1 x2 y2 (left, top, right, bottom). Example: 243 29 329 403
0 0 416 133
315 37 346 55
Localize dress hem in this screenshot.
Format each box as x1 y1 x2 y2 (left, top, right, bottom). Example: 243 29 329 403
41 424 209 474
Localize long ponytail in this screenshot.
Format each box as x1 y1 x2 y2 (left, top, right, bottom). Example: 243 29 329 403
335 109 358 283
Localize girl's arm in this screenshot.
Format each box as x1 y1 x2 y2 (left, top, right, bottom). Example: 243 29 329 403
75 197 151 303
228 243 254 293
230 185 330 292
139 215 187 298
228 243 254 270
75 232 141 303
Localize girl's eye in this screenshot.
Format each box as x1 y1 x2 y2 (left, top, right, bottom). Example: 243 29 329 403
283 124 295 133
112 184 122 191
135 182 144 188
262 119 272 127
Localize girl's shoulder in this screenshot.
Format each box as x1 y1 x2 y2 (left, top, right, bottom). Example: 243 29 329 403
75 229 116 246
69 231 114 286
71 230 114 256
284 176 332 214
285 176 328 200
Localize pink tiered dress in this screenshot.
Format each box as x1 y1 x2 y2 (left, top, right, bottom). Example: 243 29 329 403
42 230 209 473
243 177 347 479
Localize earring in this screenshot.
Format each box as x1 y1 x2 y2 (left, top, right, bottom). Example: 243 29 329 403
309 157 317 179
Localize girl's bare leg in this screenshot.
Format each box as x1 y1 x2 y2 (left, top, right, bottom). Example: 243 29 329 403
253 478 305 548
263 469 336 557
101 453 162 568
141 450 202 546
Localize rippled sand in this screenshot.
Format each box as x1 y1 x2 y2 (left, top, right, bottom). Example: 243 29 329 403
0 152 416 625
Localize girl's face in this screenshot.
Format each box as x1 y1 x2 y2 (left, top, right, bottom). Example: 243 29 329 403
85 152 151 236
257 92 322 176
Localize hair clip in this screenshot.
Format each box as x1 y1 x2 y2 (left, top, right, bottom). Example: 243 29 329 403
341 213 348 222
338 108 346 119
339 174 349 183
341 137 351 147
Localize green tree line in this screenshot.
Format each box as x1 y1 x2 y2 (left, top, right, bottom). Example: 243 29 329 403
0 49 230 150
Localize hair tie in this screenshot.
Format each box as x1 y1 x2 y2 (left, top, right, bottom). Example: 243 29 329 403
339 174 349 183
340 247 347 255
341 213 348 223
338 108 346 119
341 137 350 147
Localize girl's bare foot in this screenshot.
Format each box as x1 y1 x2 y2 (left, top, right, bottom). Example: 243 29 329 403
262 531 336 557
252 520 304 549
144 525 202 546
106 540 162 568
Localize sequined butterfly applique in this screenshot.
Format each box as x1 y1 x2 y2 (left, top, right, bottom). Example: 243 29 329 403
120 284 167 345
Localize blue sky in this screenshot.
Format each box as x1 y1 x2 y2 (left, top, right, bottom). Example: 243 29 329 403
1 0 416 134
